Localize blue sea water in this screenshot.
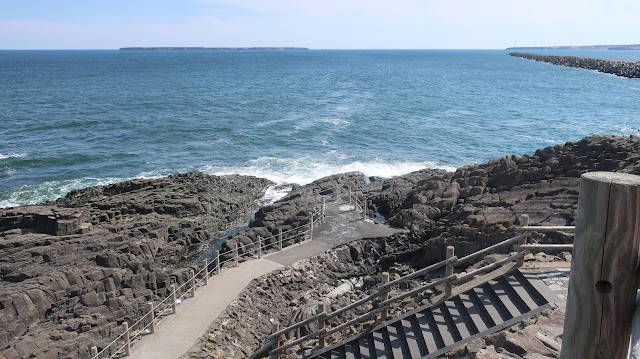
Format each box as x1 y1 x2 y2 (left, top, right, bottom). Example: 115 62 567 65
1 49 639 208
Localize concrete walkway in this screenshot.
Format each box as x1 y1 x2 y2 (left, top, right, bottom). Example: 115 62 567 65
128 201 404 359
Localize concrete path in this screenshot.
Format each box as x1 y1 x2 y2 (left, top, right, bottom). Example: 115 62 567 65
128 201 404 359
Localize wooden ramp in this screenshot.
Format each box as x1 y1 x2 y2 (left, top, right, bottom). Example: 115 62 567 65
306 269 560 359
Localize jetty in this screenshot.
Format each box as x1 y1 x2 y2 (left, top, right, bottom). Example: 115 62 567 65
509 52 640 78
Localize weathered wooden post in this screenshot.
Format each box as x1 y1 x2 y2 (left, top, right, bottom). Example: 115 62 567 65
560 172 640 359
380 273 390 320
517 214 529 267
349 186 352 204
354 193 358 211
444 246 455 297
234 243 239 267
189 269 195 297
170 284 177 314
123 322 131 356
91 346 99 359
204 259 209 285
257 236 262 259
278 229 283 251
309 214 314 241
318 303 326 348
147 302 155 334
215 250 220 275
271 322 280 357
314 190 318 209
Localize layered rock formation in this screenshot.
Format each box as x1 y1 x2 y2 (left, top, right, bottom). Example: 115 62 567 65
0 173 271 359
509 52 640 78
184 135 640 358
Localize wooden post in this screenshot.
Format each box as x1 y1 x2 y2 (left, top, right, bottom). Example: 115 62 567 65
278 229 283 251
215 250 220 275
91 346 99 359
517 214 529 267
257 236 262 259
354 193 358 211
314 190 318 208
335 184 339 201
321 196 326 223
349 186 352 204
381 273 390 321
444 246 455 297
309 214 314 241
234 243 239 267
123 322 131 356
204 259 209 285
189 269 195 297
271 322 280 356
318 303 326 348
170 284 177 314
147 301 155 334
560 172 640 359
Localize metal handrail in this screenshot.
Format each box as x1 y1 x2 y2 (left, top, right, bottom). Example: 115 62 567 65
93 205 325 359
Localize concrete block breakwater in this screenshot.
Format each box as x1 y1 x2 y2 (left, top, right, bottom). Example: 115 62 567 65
509 52 640 79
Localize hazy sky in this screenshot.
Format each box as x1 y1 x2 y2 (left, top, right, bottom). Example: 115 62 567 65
1 0 639 50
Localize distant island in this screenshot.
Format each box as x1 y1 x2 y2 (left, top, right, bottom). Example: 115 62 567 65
119 47 309 51
506 44 640 51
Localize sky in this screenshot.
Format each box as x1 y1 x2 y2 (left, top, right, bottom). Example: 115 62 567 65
1 0 639 50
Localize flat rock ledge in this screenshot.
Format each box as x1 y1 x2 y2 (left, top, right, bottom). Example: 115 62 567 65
509 52 640 78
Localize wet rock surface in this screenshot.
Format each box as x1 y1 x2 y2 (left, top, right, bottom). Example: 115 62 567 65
0 173 272 359
184 135 640 358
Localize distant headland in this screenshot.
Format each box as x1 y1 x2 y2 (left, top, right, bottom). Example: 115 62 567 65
119 47 309 51
506 44 640 51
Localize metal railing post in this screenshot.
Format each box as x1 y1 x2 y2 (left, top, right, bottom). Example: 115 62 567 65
444 246 455 297
278 229 283 251
318 303 326 348
215 250 220 275
204 259 209 285
189 269 195 297
517 214 529 267
148 301 155 334
362 199 367 220
257 236 262 259
381 273 390 320
170 284 177 314
234 243 239 267
123 322 131 356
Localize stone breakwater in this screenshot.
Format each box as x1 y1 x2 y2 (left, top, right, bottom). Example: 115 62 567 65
0 173 272 359
509 52 640 78
184 135 640 358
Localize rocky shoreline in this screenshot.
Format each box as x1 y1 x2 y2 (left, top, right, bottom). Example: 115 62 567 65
183 135 640 358
509 52 640 78
0 173 272 359
2 135 640 358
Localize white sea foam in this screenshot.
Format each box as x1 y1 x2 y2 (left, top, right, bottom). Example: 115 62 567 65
202 157 455 186
0 153 27 160
0 177 124 208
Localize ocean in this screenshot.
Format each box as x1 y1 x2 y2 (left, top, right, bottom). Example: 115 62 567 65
1 49 639 208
